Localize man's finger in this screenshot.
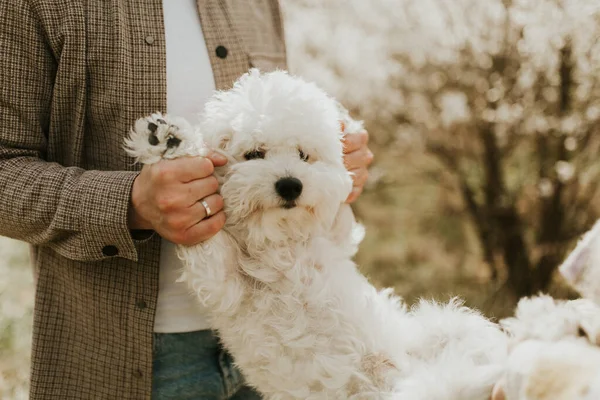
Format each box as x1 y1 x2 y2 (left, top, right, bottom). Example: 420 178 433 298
349 168 369 187
206 151 228 167
491 381 506 400
186 193 225 224
183 176 220 205
162 157 215 182
181 211 227 245
343 147 374 170
346 186 363 204
343 131 369 154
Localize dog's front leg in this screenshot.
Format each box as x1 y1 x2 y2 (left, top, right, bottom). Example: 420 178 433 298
125 113 243 314
177 230 247 316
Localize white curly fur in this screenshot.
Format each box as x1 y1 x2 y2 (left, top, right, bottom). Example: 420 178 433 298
125 69 508 399
491 214 600 400
560 219 600 304
501 295 600 346
494 294 600 399
496 340 600 400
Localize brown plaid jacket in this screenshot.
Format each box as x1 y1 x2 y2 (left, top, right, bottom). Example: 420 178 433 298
0 0 286 398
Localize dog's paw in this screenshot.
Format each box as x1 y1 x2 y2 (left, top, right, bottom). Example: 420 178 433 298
125 112 205 164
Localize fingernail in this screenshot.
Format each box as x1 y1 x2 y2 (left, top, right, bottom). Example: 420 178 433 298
210 152 228 164
346 190 357 204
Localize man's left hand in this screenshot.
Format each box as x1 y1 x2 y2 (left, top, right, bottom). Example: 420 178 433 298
343 130 373 203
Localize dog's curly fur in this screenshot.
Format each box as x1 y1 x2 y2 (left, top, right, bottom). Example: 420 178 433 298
126 69 508 399
490 216 600 400
491 219 600 400
560 220 600 305
493 295 600 400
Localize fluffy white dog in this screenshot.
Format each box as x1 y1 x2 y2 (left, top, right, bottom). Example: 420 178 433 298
492 295 600 400
492 222 600 400
561 220 600 305
126 69 507 399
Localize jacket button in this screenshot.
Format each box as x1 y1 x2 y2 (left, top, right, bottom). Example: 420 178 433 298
133 368 143 379
144 35 155 45
136 300 147 309
215 45 228 59
102 245 119 257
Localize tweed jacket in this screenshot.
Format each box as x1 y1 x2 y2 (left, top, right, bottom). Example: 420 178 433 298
0 0 286 398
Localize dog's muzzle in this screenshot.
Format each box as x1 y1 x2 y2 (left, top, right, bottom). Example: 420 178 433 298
275 177 303 207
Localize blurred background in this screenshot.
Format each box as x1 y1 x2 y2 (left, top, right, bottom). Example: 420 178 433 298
3 0 600 396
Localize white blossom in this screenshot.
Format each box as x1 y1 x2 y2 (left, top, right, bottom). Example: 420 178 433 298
564 136 578 152
555 160 576 183
538 178 554 198
285 0 600 140
439 91 471 127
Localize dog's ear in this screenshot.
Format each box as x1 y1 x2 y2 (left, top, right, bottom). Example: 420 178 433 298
202 126 233 152
217 134 231 151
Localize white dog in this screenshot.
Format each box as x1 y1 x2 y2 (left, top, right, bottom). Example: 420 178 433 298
491 295 600 400
494 222 600 400
126 69 507 399
561 219 600 305
491 221 600 400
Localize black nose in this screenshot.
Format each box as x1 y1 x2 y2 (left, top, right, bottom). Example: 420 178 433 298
275 177 303 202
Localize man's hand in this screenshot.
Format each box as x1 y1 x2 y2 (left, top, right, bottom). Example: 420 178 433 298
128 153 228 245
491 381 506 400
343 130 374 203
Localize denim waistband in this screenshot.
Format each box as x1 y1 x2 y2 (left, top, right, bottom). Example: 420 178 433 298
152 330 252 400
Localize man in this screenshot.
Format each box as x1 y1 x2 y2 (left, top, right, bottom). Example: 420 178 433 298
0 0 373 398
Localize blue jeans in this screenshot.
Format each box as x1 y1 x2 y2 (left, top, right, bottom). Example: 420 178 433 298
152 330 262 399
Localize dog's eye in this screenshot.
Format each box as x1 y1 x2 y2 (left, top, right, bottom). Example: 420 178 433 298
299 149 309 162
244 150 266 160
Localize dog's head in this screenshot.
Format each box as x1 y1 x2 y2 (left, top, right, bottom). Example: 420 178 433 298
200 70 353 243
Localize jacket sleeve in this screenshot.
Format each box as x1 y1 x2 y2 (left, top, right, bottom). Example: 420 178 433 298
0 0 142 262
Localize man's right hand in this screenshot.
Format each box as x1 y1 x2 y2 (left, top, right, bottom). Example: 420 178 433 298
128 153 228 245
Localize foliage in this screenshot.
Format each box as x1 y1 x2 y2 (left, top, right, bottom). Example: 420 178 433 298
284 0 600 298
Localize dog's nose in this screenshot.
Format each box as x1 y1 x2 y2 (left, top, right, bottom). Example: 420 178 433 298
275 177 303 202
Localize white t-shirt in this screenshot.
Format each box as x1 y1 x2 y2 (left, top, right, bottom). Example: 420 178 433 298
154 0 217 333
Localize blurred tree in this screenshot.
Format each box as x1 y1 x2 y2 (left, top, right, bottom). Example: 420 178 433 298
284 0 600 298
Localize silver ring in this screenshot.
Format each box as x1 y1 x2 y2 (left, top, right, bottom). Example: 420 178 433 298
200 199 212 218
